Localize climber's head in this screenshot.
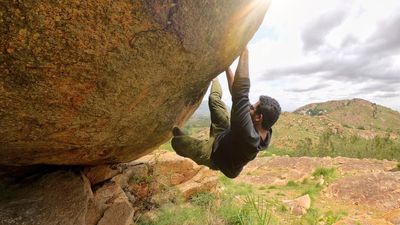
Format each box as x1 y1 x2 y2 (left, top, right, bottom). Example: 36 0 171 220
250 95 281 130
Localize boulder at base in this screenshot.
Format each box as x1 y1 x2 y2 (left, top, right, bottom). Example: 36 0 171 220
0 171 93 225
0 151 219 225
0 0 269 166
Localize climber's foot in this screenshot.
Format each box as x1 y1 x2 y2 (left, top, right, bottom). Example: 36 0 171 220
172 126 185 136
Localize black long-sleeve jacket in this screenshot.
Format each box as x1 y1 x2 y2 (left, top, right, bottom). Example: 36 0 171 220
211 77 272 178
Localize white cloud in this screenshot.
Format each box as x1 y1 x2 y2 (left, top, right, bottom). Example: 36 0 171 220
239 0 400 112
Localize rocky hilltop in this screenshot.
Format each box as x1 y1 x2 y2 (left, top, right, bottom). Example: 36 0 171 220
294 98 400 133
0 0 268 166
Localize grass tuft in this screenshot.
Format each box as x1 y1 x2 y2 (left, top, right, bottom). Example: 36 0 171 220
286 180 298 187
312 167 336 182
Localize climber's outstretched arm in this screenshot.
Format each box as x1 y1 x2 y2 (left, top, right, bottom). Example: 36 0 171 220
226 47 249 95
235 47 249 79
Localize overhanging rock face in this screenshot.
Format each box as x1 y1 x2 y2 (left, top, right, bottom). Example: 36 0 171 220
0 0 269 165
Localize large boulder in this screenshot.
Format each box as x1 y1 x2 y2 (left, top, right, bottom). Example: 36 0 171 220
0 151 218 225
0 0 269 165
0 171 93 225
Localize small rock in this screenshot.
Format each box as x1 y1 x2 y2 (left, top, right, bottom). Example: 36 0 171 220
283 194 311 216
318 175 325 186
97 201 134 225
93 181 135 225
176 167 219 199
84 164 120 185
94 182 129 212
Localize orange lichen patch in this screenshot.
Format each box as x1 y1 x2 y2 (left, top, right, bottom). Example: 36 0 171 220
57 80 97 123
127 89 151 112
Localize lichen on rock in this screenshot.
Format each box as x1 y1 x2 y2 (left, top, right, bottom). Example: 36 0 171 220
0 0 269 166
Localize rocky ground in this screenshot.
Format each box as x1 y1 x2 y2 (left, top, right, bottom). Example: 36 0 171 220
0 151 218 225
1 151 400 225
236 155 400 225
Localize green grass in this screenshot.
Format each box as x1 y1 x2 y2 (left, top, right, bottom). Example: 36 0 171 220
269 168 337 201
239 195 273 225
190 192 215 207
262 127 400 163
325 210 347 225
219 175 254 196
300 184 322 199
293 208 347 225
129 174 153 184
277 131 400 161
286 180 298 187
136 167 344 225
258 145 290 157
277 204 288 212
137 175 277 225
137 203 204 225
312 167 336 181
299 208 321 225
159 140 174 152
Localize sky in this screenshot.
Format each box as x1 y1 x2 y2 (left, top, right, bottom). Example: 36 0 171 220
212 0 400 112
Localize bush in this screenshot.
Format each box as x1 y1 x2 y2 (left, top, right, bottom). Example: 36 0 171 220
312 167 335 179
286 180 298 187
190 192 215 207
292 131 400 161
307 108 325 116
301 185 322 200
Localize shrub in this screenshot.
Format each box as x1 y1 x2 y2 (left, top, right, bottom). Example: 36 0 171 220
307 108 325 116
301 185 322 199
325 210 347 225
286 180 298 187
190 192 215 207
312 167 335 179
300 208 321 224
239 195 272 225
292 132 400 161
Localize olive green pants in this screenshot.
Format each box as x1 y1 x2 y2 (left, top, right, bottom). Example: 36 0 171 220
171 80 230 168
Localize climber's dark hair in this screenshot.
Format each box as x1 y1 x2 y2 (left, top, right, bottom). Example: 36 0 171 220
256 95 281 130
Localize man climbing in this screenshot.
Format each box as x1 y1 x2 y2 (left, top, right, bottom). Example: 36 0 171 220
171 48 281 178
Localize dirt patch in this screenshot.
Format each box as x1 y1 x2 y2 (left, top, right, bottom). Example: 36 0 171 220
327 172 400 210
235 156 400 224
238 156 397 186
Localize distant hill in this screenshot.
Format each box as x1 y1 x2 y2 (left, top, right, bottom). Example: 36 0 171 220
186 98 400 149
293 98 400 133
